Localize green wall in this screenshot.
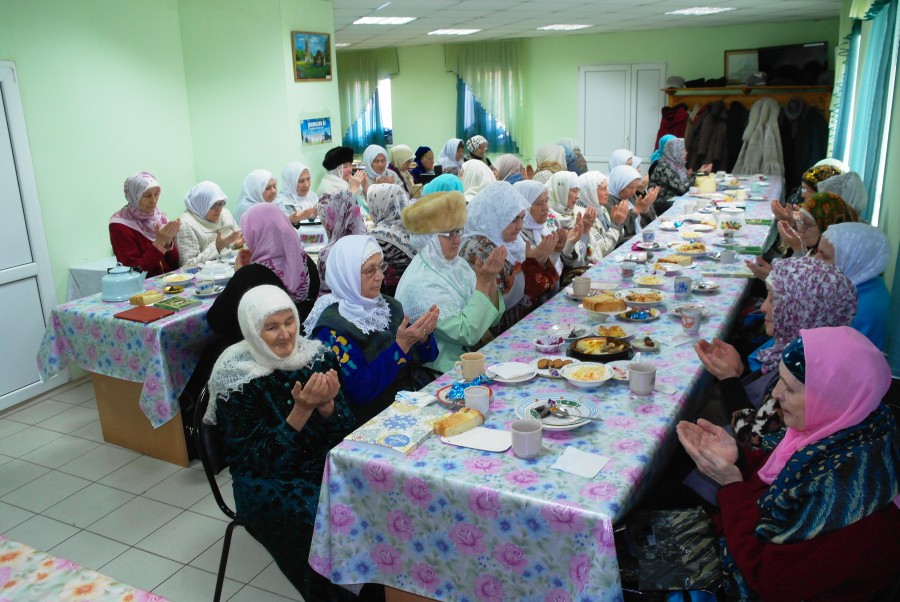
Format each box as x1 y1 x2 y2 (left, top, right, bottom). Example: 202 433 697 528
0 0 339 303
388 19 839 164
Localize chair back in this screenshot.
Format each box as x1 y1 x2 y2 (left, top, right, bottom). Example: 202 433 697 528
194 386 236 520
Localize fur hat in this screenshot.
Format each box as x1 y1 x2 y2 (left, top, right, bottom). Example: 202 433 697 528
322 146 354 170
401 191 466 234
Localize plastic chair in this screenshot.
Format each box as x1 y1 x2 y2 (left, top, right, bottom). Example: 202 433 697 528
193 387 243 602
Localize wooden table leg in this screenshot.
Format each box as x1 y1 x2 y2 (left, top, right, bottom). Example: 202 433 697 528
384 586 437 602
89 373 189 467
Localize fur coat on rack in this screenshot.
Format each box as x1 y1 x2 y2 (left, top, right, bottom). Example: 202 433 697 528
732 97 784 176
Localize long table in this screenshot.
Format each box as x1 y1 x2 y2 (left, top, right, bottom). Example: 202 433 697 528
309 181 781 601
36 272 217 465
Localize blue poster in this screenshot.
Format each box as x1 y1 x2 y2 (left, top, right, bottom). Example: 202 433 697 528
300 117 333 146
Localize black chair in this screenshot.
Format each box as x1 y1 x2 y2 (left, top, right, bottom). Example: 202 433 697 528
194 386 244 602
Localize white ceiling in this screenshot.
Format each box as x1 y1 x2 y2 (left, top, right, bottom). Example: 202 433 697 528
330 0 843 49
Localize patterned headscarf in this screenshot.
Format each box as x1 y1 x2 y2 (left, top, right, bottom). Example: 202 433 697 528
800 192 858 236
801 165 841 189
781 336 806 383
755 257 857 373
462 182 529 263
110 172 168 240
816 172 868 218
465 135 488 159
240 202 310 301
368 183 413 259
183 181 227 221
317 190 367 289
659 138 689 181
650 134 676 164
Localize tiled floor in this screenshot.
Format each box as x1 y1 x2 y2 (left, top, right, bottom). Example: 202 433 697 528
0 379 305 601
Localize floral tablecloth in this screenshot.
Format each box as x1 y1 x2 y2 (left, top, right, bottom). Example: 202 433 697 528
310 180 781 601
0 536 167 601
36 273 216 428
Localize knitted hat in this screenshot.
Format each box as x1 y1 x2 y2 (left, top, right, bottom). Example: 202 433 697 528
401 191 466 234
322 146 354 170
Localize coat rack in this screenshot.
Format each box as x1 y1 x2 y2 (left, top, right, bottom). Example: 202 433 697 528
665 85 833 119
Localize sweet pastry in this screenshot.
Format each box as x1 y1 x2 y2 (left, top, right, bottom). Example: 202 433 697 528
129 290 165 306
657 254 692 266
433 407 484 437
597 325 627 338
582 293 625 312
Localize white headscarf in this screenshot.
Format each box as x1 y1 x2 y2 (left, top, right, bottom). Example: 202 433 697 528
363 145 390 181
463 181 529 263
577 171 607 211
303 234 392 335
461 159 497 202
515 180 551 244
276 161 319 214
817 172 868 219
821 223 890 286
395 235 476 322
183 181 228 220
437 138 464 173
534 144 566 172
234 169 274 223
494 154 523 182
205 285 325 424
608 149 641 171
608 165 642 199
547 171 580 221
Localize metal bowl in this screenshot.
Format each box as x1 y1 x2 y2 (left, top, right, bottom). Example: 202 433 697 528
567 336 633 363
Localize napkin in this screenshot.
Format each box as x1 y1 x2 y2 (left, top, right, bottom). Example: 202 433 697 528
658 332 701 348
395 391 438 407
551 447 610 478
488 362 533 380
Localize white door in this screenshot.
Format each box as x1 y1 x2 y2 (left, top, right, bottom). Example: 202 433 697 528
0 62 65 411
578 63 666 170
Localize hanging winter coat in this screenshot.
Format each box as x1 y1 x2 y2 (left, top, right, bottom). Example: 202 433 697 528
732 98 784 176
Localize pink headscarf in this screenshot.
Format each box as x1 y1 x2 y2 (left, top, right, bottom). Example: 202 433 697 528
109 172 168 240
239 203 310 301
758 326 892 485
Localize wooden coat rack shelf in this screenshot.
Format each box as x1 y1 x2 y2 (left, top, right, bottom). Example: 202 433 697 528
665 85 833 117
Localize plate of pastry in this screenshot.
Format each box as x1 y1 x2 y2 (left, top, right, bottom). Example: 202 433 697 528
530 356 579 379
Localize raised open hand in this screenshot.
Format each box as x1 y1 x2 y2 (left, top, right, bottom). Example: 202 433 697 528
694 338 744 381
676 419 741 486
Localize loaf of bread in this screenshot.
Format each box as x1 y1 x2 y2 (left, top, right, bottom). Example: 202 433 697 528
657 254 693 267
582 293 625 312
129 290 165 306
433 407 484 437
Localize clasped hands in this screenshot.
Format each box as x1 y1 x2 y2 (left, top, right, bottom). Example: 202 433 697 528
676 419 742 486
289 369 341 425
694 338 744 381
396 305 440 353
153 220 181 252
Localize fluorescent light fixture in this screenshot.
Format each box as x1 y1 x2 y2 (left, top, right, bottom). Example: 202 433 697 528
665 7 736 16
335 43 351 48
353 16 416 25
428 28 481 36
537 24 592 31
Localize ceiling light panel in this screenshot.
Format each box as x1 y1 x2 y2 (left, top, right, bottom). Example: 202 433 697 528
665 7 737 16
428 29 482 35
353 16 417 25
537 24 593 31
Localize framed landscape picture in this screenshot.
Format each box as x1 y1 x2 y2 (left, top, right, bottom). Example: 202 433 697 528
725 49 759 85
292 31 332 82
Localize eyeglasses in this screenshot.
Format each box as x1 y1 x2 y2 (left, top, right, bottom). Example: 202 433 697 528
211 201 226 209
361 261 388 279
794 217 815 232
438 229 463 240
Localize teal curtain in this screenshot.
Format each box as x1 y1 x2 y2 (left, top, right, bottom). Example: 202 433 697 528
831 20 861 158
445 40 530 157
847 0 898 223
456 77 519 153
336 49 398 153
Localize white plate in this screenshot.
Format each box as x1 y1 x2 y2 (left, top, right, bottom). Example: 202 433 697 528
615 252 648 263
530 356 580 379
670 303 711 317
680 231 705 241
689 224 715 232
515 395 601 430
617 308 661 322
605 360 631 382
651 262 685 274
756 181 771 187
672 244 710 256
198 267 235 283
563 281 618 300
162 273 194 284
486 362 537 383
617 288 667 306
714 239 741 247
693 281 720 292
631 275 666 288
697 192 730 201
595 323 639 339
636 241 662 251
631 336 661 351
659 221 680 231
547 323 594 340
194 285 225 298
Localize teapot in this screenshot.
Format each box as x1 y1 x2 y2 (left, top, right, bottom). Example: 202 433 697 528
101 263 146 301
695 174 717 194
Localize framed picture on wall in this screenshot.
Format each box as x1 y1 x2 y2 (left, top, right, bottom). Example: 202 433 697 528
725 49 759 85
300 117 333 146
292 31 332 82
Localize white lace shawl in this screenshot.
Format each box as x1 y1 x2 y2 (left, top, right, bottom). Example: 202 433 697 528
395 235 476 321
205 285 326 424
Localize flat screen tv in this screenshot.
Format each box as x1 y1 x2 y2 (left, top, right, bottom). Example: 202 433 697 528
757 41 829 85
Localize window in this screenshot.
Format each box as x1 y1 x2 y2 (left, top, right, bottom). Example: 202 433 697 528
343 78 393 151
456 77 518 153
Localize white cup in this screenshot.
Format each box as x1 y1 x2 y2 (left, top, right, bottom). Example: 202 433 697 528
510 419 543 459
620 261 636 279
572 277 591 297
681 307 703 336
464 386 491 417
195 279 216 294
683 201 697 215
629 362 656 396
694 197 708 211
688 186 699 195
734 189 748 201
720 250 737 264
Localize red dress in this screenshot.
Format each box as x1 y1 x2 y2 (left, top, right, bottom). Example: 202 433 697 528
716 448 900 601
109 223 179 277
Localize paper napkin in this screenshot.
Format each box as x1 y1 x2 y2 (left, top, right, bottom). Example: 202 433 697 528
550 447 611 478
395 391 438 407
